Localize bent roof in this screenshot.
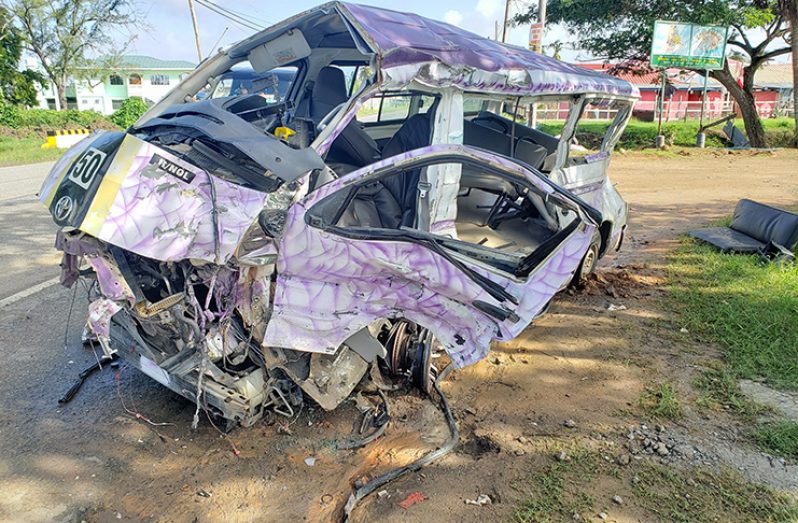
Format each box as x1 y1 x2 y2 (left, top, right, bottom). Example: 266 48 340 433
338 2 639 98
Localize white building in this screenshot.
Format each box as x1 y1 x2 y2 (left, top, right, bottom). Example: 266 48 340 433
36 55 195 115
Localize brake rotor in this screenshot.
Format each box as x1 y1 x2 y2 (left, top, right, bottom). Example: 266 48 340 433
384 320 436 394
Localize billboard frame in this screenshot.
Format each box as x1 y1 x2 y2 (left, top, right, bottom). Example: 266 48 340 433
650 21 729 70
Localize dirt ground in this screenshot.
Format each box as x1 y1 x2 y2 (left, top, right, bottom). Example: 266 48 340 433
2 149 798 523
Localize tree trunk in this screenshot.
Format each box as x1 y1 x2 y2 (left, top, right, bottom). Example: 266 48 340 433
711 66 768 148
56 82 67 112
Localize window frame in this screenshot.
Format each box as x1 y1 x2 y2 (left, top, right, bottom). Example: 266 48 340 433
150 74 171 86
357 91 438 127
305 152 591 280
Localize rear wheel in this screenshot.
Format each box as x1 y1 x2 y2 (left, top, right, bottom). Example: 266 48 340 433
571 234 601 287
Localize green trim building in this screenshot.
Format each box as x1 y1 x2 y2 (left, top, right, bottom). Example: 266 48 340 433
38 55 196 114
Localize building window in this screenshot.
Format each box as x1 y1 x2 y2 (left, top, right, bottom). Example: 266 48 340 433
109 74 124 85
150 74 170 86
129 74 142 85
112 99 124 110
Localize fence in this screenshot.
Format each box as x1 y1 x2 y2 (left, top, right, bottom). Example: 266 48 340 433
533 99 794 122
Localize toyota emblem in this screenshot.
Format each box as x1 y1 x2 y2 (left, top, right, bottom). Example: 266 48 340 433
54 195 74 222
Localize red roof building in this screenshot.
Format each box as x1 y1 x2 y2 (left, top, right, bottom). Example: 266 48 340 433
576 60 793 120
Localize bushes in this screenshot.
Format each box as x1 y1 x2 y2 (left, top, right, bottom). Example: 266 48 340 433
110 97 149 129
539 117 796 150
0 101 109 130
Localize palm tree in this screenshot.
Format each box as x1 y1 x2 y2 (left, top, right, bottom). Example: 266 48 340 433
545 40 564 60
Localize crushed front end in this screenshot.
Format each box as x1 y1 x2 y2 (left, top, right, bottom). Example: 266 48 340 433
41 124 436 428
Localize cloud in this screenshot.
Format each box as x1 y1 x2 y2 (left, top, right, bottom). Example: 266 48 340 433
443 10 464 26
476 0 502 18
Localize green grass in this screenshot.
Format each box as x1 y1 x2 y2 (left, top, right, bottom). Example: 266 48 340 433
513 446 798 522
631 461 798 522
0 135 65 166
756 421 798 460
640 382 683 419
667 238 798 391
694 366 768 420
513 448 599 523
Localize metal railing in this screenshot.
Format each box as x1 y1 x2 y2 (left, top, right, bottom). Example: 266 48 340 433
533 99 794 122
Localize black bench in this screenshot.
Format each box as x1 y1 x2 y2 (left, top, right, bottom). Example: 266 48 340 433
689 199 798 253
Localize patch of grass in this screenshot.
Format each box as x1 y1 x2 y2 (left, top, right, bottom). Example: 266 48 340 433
756 421 798 460
513 448 600 522
694 366 767 420
667 238 798 390
640 383 682 419
514 446 798 522
0 135 64 166
632 461 798 523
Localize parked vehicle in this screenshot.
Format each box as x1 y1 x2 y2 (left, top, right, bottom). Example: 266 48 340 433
40 2 638 427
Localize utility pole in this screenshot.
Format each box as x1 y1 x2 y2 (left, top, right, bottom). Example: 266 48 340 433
535 0 547 52
529 0 548 127
188 0 203 62
502 0 511 42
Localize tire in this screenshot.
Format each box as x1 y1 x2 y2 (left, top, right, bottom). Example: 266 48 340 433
570 234 601 287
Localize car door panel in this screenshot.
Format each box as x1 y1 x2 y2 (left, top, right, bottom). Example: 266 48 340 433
263 145 596 368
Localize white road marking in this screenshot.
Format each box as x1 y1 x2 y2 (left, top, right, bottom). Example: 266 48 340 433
0 277 60 309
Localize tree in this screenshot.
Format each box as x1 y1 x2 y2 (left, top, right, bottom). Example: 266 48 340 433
1 0 138 111
517 0 792 148
780 0 798 147
109 96 148 128
545 40 565 60
0 6 44 106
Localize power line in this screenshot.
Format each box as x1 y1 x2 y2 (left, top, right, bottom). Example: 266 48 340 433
194 0 261 31
212 3 272 28
194 0 263 32
202 0 267 28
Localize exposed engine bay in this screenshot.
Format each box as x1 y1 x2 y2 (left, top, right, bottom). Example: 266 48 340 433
55 206 441 430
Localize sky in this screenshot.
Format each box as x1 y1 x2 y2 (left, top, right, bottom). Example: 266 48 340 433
127 0 582 65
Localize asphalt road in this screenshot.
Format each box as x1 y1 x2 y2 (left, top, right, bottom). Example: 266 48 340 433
0 161 110 522
0 162 61 301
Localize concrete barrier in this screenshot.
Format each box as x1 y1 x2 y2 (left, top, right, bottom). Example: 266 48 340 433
41 129 90 149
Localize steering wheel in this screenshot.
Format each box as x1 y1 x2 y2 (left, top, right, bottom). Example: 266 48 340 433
316 102 347 134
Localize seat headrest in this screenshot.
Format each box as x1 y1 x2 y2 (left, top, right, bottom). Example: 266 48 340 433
311 66 348 122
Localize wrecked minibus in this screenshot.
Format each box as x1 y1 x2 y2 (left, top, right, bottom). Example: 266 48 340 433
40 2 639 430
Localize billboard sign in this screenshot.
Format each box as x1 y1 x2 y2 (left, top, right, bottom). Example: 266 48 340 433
650 21 729 69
